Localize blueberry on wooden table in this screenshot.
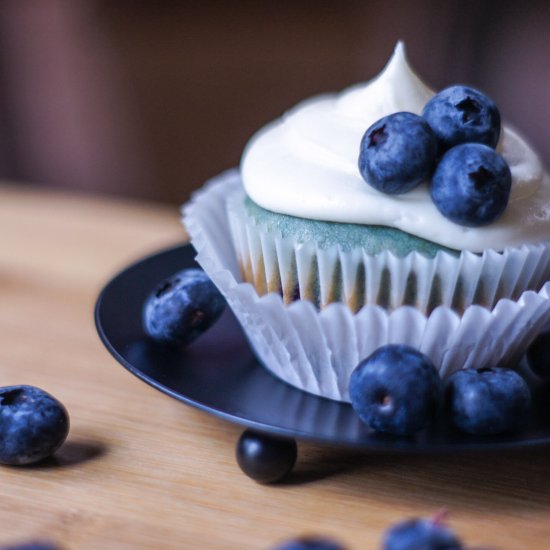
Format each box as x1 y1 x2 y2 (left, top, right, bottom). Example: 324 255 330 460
0 385 69 465
430 143 511 227
446 367 531 435
349 345 442 436
143 268 225 347
382 517 463 550
358 112 438 194
273 537 346 550
0 542 62 550
422 84 501 151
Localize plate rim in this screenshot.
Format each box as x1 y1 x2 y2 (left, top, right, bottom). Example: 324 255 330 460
95 243 550 452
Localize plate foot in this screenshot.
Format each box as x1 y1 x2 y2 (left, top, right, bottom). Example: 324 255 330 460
236 429 297 483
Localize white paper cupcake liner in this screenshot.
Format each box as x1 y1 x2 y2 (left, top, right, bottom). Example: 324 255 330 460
225 186 550 314
183 170 550 402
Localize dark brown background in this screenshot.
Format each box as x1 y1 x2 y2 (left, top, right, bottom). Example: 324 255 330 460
0 0 548 204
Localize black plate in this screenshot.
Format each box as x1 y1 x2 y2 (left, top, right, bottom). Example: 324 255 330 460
95 244 550 452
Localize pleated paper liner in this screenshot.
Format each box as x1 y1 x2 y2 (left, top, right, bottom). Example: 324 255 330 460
226 185 550 314
183 170 550 402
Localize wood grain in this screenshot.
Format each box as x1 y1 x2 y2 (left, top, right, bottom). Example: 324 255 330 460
1 183 550 550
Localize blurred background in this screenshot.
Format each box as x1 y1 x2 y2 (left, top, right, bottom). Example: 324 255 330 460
0 0 548 204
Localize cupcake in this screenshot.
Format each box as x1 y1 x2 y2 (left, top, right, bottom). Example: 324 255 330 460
183 42 550 402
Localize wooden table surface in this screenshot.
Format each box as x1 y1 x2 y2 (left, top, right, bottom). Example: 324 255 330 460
2 182 550 550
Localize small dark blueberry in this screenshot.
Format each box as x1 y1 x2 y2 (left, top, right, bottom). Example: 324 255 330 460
358 112 438 194
273 536 346 550
446 367 531 435
383 517 463 550
349 345 442 436
0 386 69 466
526 330 550 380
422 85 501 151
0 543 61 550
431 143 511 226
236 430 297 483
143 268 225 347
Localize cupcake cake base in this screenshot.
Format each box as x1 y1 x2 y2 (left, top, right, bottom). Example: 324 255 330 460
183 170 550 403
226 179 550 315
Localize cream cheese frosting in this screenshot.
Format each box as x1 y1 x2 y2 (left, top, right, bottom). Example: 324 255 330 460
241 42 550 252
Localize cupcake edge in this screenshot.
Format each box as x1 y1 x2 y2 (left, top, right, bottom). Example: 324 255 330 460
226 179 550 314
183 169 550 402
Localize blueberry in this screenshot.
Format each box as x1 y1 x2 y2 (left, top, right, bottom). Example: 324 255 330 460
358 112 438 194
143 268 225 346
383 517 462 550
273 537 346 550
0 543 61 550
526 330 550 380
430 143 511 226
349 345 442 435
422 85 501 151
0 386 69 465
446 367 531 435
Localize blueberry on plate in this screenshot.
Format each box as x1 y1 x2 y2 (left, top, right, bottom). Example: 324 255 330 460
422 84 501 151
273 537 346 550
430 143 511 227
143 268 225 347
358 112 438 194
0 385 70 465
382 517 463 550
446 367 531 435
526 330 550 380
349 344 442 436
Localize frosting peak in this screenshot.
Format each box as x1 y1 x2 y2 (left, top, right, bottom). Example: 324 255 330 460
336 41 433 120
241 43 549 252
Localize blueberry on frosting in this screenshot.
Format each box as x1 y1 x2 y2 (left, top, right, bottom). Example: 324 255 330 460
422 84 501 151
358 112 438 195
430 143 511 227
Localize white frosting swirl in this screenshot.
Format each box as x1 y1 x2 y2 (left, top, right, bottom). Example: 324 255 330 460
241 42 550 252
